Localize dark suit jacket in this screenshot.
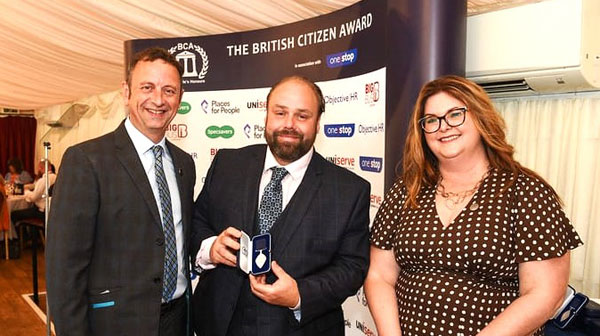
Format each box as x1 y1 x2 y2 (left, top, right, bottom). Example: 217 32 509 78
191 144 370 336
46 122 196 336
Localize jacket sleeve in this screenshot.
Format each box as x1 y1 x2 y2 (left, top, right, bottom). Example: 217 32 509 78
46 146 99 336
295 179 371 325
190 151 221 259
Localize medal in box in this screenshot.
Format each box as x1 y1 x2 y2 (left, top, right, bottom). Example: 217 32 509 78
237 232 271 275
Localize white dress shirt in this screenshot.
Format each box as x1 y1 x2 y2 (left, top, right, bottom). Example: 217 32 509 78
25 172 56 211
195 146 314 316
125 118 186 301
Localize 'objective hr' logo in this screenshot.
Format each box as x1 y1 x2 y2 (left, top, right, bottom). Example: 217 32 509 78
323 123 355 137
359 156 382 173
205 125 234 139
326 49 357 68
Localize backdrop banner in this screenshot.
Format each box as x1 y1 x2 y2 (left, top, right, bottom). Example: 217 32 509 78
125 0 465 334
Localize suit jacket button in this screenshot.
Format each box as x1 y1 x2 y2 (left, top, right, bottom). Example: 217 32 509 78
156 238 164 246
153 277 162 284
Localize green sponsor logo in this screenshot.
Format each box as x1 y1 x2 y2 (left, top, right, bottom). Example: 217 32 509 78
206 125 234 139
177 102 191 114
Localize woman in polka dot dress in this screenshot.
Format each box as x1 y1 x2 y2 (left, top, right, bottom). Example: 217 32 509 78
364 75 583 336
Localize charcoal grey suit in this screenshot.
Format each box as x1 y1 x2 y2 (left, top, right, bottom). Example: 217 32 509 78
46 122 196 336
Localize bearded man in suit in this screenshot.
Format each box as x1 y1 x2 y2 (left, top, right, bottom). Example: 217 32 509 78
191 75 370 336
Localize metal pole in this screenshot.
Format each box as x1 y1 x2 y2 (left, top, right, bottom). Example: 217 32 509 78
43 141 51 336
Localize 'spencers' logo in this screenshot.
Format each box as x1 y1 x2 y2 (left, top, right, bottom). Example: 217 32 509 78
169 42 209 83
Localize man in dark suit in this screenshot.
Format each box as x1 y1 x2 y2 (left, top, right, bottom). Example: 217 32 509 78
46 47 196 336
191 76 370 336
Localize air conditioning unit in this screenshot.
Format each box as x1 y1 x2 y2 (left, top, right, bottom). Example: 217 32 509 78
466 0 600 97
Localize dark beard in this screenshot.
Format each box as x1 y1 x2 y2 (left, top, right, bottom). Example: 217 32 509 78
265 129 312 163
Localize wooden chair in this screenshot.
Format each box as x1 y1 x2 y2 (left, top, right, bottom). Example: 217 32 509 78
17 218 45 251
16 183 53 252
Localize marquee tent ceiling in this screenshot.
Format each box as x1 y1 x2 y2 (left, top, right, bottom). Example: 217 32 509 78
0 0 543 110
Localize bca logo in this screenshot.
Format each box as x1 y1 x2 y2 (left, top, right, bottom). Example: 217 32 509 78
169 42 209 84
365 82 379 105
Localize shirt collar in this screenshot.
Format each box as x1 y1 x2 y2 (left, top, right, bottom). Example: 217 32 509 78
263 145 313 181
124 118 169 157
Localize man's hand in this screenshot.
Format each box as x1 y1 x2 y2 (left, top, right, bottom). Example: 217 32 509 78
249 261 300 308
209 227 242 267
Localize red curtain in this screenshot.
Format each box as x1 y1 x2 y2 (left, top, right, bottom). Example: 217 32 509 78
0 116 37 178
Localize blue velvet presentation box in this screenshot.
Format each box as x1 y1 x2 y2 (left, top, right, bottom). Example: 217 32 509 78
237 232 271 275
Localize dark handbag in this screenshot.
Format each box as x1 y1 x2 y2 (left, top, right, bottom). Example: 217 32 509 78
0 239 20 259
581 300 600 335
557 299 600 336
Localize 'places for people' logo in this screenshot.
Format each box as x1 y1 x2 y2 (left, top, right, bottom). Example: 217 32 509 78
201 100 209 114
169 42 209 84
244 124 265 139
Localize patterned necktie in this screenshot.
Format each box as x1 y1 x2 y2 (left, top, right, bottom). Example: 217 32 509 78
257 167 289 234
152 145 177 302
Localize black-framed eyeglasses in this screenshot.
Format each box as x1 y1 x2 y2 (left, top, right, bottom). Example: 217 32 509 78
419 107 467 133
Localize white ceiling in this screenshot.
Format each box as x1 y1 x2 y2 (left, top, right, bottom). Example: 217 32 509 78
0 0 543 110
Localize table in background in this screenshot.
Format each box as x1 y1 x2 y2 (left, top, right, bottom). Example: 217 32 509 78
1 195 32 259
7 195 31 238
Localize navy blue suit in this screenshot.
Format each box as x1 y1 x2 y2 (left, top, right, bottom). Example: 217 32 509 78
192 144 370 336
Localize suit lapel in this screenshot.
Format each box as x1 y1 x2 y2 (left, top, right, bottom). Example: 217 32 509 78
241 146 266 235
270 152 323 256
114 122 163 232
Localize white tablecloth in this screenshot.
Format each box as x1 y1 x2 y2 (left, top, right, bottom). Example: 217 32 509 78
2 195 32 239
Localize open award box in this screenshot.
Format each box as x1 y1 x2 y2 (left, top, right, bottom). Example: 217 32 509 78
237 232 271 275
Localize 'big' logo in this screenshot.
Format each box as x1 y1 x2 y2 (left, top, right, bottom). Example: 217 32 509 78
365 82 379 105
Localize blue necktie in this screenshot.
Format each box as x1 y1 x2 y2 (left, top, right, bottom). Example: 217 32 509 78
152 145 177 302
257 167 289 234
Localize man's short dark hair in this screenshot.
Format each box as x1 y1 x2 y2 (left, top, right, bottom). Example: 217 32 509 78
126 47 183 88
266 76 326 116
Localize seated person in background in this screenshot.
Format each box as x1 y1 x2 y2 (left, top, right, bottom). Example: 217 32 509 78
4 158 33 184
10 160 56 223
0 177 8 232
28 162 56 190
364 75 583 336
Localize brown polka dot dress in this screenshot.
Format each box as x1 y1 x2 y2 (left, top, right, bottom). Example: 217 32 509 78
370 170 583 336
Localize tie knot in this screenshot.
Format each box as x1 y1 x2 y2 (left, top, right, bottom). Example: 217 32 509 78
152 145 163 158
270 167 288 183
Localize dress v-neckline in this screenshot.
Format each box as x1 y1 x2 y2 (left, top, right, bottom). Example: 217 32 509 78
434 182 483 230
